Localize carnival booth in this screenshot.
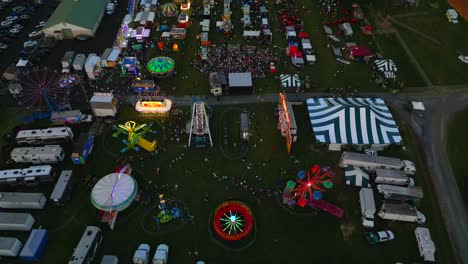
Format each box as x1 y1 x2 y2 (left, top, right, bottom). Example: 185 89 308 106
121 57 139 76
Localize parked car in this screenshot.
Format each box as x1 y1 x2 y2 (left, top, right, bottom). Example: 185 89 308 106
1 20 12 28
2 0 13 3
29 30 43 38
0 43 7 49
5 16 18 22
20 14 30 20
152 244 169 264
24 40 37 48
365 230 395 244
13 24 22 29
36 21 46 28
9 28 20 34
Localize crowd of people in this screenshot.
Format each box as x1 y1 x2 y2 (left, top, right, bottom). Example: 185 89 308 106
191 43 279 79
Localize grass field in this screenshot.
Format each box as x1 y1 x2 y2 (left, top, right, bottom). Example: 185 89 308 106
380 1 468 86
0 102 454 263
447 108 468 211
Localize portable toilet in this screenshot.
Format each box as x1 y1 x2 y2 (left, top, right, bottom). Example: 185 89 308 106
201 32 209 46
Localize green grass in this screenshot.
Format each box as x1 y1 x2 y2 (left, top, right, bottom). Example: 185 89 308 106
447 108 468 211
380 2 468 86
0 102 454 263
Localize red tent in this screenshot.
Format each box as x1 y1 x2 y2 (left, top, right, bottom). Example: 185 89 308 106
349 46 373 57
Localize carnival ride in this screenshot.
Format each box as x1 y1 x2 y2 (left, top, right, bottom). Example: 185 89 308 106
91 165 138 229
188 96 213 148
132 81 173 116
152 194 185 230
213 201 254 241
112 121 157 153
14 69 72 122
146 57 175 77
282 165 344 218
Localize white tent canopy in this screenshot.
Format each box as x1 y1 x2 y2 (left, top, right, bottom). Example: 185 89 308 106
374 59 397 79
280 74 301 88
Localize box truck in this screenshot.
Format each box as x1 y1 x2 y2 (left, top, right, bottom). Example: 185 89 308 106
0 192 47 209
378 202 426 224
359 188 376 228
0 212 35 231
376 184 423 202
339 151 416 176
90 93 118 123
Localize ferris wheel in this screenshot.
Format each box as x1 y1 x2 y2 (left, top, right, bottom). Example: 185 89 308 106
15 68 70 111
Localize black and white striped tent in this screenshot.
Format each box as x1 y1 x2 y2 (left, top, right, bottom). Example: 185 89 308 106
280 74 301 88
374 59 397 79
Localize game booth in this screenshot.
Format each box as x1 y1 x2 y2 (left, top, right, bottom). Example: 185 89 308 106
121 57 139 76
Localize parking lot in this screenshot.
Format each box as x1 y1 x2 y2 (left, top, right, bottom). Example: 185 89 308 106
0 0 60 73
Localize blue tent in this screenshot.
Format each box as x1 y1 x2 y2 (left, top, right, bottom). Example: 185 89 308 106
19 229 48 262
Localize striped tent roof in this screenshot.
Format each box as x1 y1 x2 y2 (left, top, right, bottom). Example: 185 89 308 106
306 97 402 145
345 165 371 187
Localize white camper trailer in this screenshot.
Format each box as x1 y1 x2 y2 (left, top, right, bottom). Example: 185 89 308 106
0 192 47 209
50 170 73 205
415 227 436 262
69 226 102 264
16 127 74 145
374 168 414 186
359 188 375 228
376 184 423 202
339 152 416 175
378 202 426 224
0 237 22 257
0 213 35 231
10 145 65 164
0 165 54 186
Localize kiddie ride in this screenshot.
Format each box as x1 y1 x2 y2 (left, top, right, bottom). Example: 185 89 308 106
153 194 185 229
112 121 157 153
282 165 344 219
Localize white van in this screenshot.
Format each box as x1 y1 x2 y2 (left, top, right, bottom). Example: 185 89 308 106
106 3 115 15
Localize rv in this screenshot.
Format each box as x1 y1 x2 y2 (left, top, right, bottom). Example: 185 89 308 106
359 188 375 228
339 152 416 176
0 192 47 209
378 202 426 224
50 170 73 205
69 226 102 264
10 145 65 164
415 227 436 262
377 185 424 202
0 212 35 231
61 51 75 73
16 127 74 145
374 168 414 186
0 165 54 186
0 237 22 257
133 244 150 264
